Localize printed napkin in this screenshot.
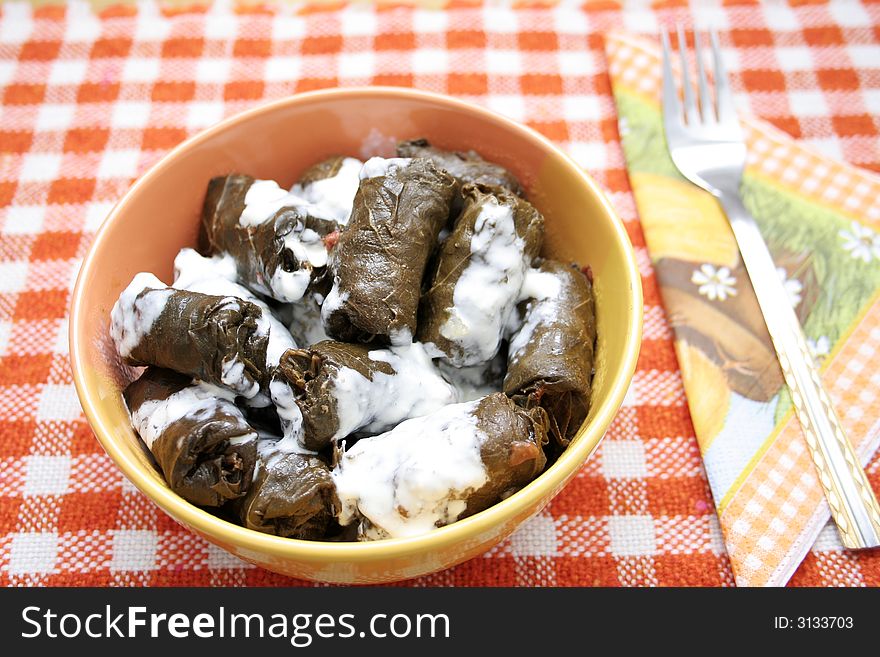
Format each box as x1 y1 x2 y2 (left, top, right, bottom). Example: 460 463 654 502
605 31 880 587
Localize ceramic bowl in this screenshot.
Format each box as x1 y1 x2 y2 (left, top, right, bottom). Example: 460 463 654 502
70 87 642 583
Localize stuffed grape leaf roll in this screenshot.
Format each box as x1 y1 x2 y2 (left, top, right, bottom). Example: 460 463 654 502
290 156 363 225
124 367 258 507
201 174 339 303
170 248 303 437
396 138 523 200
321 157 457 345
110 273 291 400
418 183 544 367
332 393 548 540
504 260 597 450
237 441 339 539
171 248 297 366
274 340 457 451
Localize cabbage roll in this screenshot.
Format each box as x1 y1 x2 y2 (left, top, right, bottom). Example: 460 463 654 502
124 367 257 507
418 183 544 366
237 441 339 539
396 138 523 200
274 340 457 451
504 260 597 450
201 174 339 303
321 157 457 345
332 393 548 540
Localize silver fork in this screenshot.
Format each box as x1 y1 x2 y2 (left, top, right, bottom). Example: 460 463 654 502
661 27 880 549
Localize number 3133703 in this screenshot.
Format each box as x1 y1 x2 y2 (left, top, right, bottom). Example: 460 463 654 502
774 617 853 629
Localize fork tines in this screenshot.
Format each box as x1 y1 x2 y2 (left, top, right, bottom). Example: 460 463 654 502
661 27 735 129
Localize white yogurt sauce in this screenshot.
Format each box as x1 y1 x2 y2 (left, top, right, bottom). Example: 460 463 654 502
269 266 312 305
110 272 175 359
240 179 291 227
387 327 415 347
220 357 254 395
437 358 503 402
518 268 562 304
319 286 347 326
325 342 458 442
172 249 238 289
332 399 489 540
255 399 315 457
130 380 254 450
439 198 530 366
359 156 412 180
239 179 315 226
288 294 331 347
284 226 329 268
290 157 363 225
268 376 305 448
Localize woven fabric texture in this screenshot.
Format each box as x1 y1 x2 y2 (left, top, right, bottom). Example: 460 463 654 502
1 0 879 586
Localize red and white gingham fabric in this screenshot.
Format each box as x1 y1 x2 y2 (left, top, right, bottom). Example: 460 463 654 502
1 0 879 587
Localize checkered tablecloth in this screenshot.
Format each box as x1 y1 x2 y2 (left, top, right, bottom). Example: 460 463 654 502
1 0 879 587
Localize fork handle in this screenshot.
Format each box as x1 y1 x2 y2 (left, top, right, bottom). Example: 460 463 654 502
717 190 880 549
